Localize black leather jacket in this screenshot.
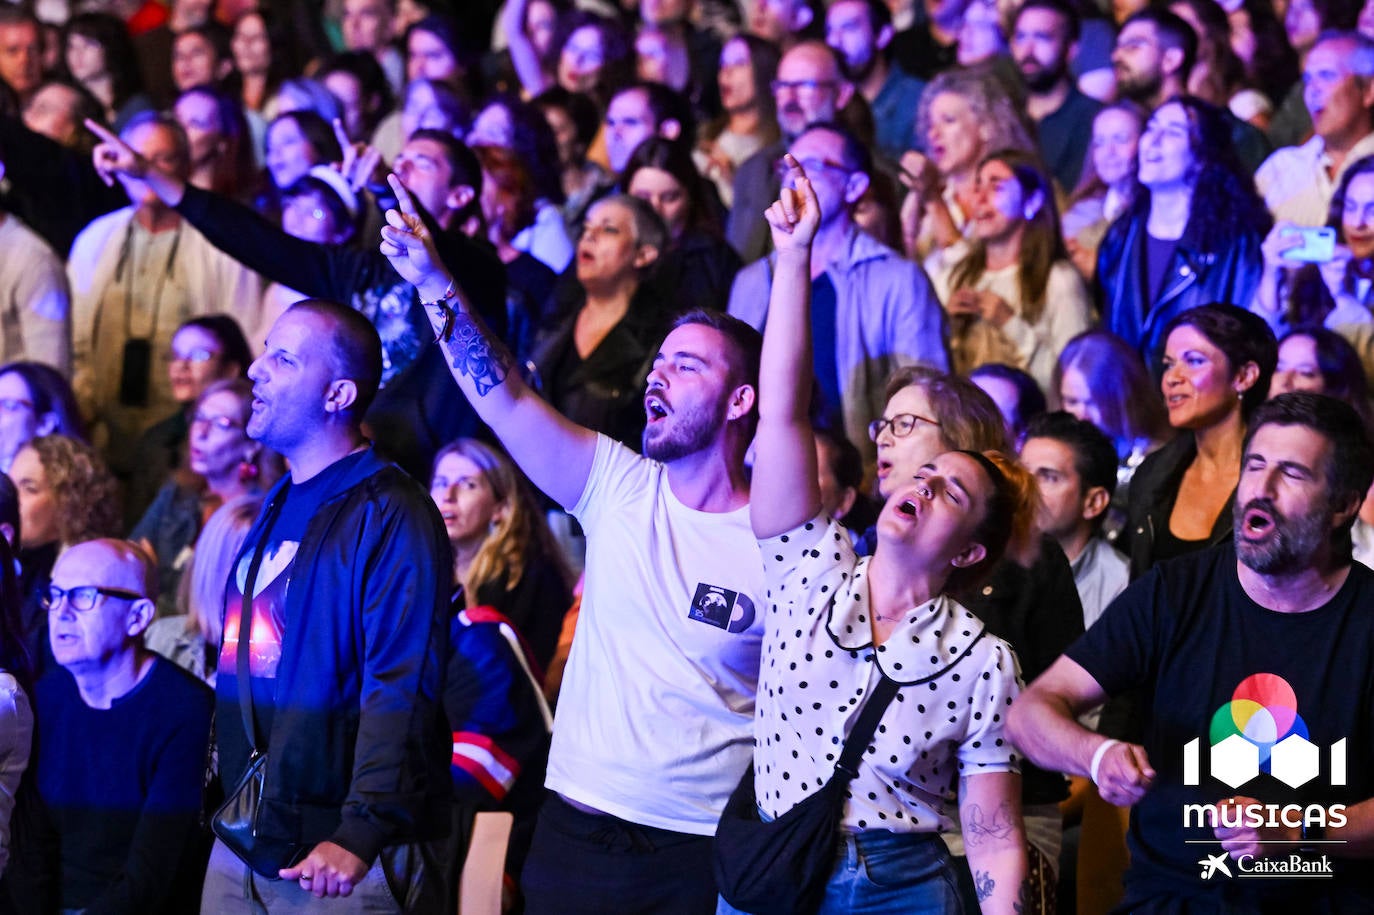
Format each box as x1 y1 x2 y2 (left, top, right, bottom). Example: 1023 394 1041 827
219 449 452 865
1122 433 1235 579
1096 208 1264 376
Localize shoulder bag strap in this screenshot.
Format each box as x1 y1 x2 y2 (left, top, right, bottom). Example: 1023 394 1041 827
834 676 899 780
236 491 288 753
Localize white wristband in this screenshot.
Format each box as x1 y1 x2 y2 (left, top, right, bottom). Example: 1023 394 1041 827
1090 739 1122 786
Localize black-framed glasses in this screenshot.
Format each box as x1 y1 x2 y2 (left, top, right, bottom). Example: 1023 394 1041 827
867 412 940 442
43 584 145 613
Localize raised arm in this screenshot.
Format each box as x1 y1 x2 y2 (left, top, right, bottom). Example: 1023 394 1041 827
502 0 553 97
751 157 823 540
381 174 597 510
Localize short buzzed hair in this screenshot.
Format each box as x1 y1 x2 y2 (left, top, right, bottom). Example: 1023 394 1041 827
1121 8 1197 78
288 300 383 416
119 110 191 168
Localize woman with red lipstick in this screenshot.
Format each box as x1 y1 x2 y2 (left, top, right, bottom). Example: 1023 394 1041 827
721 158 1032 915
1124 303 1277 579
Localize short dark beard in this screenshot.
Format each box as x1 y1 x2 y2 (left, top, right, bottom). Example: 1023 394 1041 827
642 396 728 463
1114 65 1162 105
1234 498 1332 576
1020 58 1067 94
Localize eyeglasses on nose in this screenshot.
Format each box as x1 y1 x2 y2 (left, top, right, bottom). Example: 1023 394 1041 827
867 412 940 442
43 584 144 613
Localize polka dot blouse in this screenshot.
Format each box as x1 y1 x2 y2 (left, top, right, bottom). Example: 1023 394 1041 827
754 515 1023 834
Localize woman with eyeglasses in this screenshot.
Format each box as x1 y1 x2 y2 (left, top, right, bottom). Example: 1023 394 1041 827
124 315 253 527
131 378 281 616
865 364 1088 909
725 161 1031 914
131 376 281 612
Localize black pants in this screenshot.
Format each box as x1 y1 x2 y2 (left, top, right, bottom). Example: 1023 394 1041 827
520 793 717 915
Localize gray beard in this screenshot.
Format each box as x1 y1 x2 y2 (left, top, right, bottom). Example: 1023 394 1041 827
1234 502 1331 576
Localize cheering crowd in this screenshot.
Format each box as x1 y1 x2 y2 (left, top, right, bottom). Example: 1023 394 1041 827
1 0 1374 911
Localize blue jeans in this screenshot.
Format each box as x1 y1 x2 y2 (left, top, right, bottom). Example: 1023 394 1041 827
717 830 963 915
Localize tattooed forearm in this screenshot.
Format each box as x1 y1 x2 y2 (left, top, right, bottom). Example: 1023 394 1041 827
963 802 1017 847
974 870 995 903
447 312 512 396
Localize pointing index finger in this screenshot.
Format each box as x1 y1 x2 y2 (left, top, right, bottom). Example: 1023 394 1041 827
84 118 121 146
331 118 351 151
387 173 417 216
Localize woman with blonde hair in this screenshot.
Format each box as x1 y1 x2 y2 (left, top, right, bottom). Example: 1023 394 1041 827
143 494 262 684
898 64 1039 260
430 438 573 668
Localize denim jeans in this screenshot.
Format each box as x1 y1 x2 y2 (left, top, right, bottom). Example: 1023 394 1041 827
717 829 963 915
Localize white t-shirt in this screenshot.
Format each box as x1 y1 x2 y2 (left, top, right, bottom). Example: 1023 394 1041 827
754 515 1021 834
545 435 765 835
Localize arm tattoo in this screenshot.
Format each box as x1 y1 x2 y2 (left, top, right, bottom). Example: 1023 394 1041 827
1013 876 1032 914
447 312 511 396
963 802 1016 847
974 870 995 903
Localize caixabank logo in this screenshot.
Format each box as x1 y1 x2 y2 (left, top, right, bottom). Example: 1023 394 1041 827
1180 674 1345 880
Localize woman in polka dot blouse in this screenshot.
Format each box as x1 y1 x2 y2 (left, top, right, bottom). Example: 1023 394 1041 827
724 156 1032 914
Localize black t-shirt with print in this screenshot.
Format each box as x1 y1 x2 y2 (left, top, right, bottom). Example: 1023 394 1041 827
216 451 368 788
1068 542 1374 910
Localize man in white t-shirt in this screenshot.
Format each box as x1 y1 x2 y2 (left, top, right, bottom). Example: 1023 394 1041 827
381 174 766 914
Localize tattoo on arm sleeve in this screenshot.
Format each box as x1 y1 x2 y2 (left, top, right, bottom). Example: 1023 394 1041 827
447 312 512 396
964 802 1016 847
974 870 995 903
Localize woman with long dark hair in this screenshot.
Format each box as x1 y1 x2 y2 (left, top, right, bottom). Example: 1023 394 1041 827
930 149 1093 391
1255 154 1374 334
1096 96 1270 374
620 137 741 313
62 12 152 130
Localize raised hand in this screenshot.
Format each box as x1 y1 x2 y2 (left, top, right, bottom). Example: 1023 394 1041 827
764 154 821 253
86 118 147 186
380 172 454 323
332 118 383 192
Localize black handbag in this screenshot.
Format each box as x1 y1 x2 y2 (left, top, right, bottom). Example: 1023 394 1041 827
714 626 986 915
210 494 306 878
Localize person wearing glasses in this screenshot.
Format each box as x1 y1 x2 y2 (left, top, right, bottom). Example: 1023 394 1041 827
7 538 213 913
865 365 1085 911
131 378 281 616
729 121 948 465
124 314 253 526
726 41 854 263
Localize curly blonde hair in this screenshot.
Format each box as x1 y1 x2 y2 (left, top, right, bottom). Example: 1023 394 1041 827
27 434 122 547
915 64 1038 169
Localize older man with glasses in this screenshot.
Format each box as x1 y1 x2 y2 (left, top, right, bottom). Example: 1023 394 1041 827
729 121 949 466
726 40 854 262
5 538 213 914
